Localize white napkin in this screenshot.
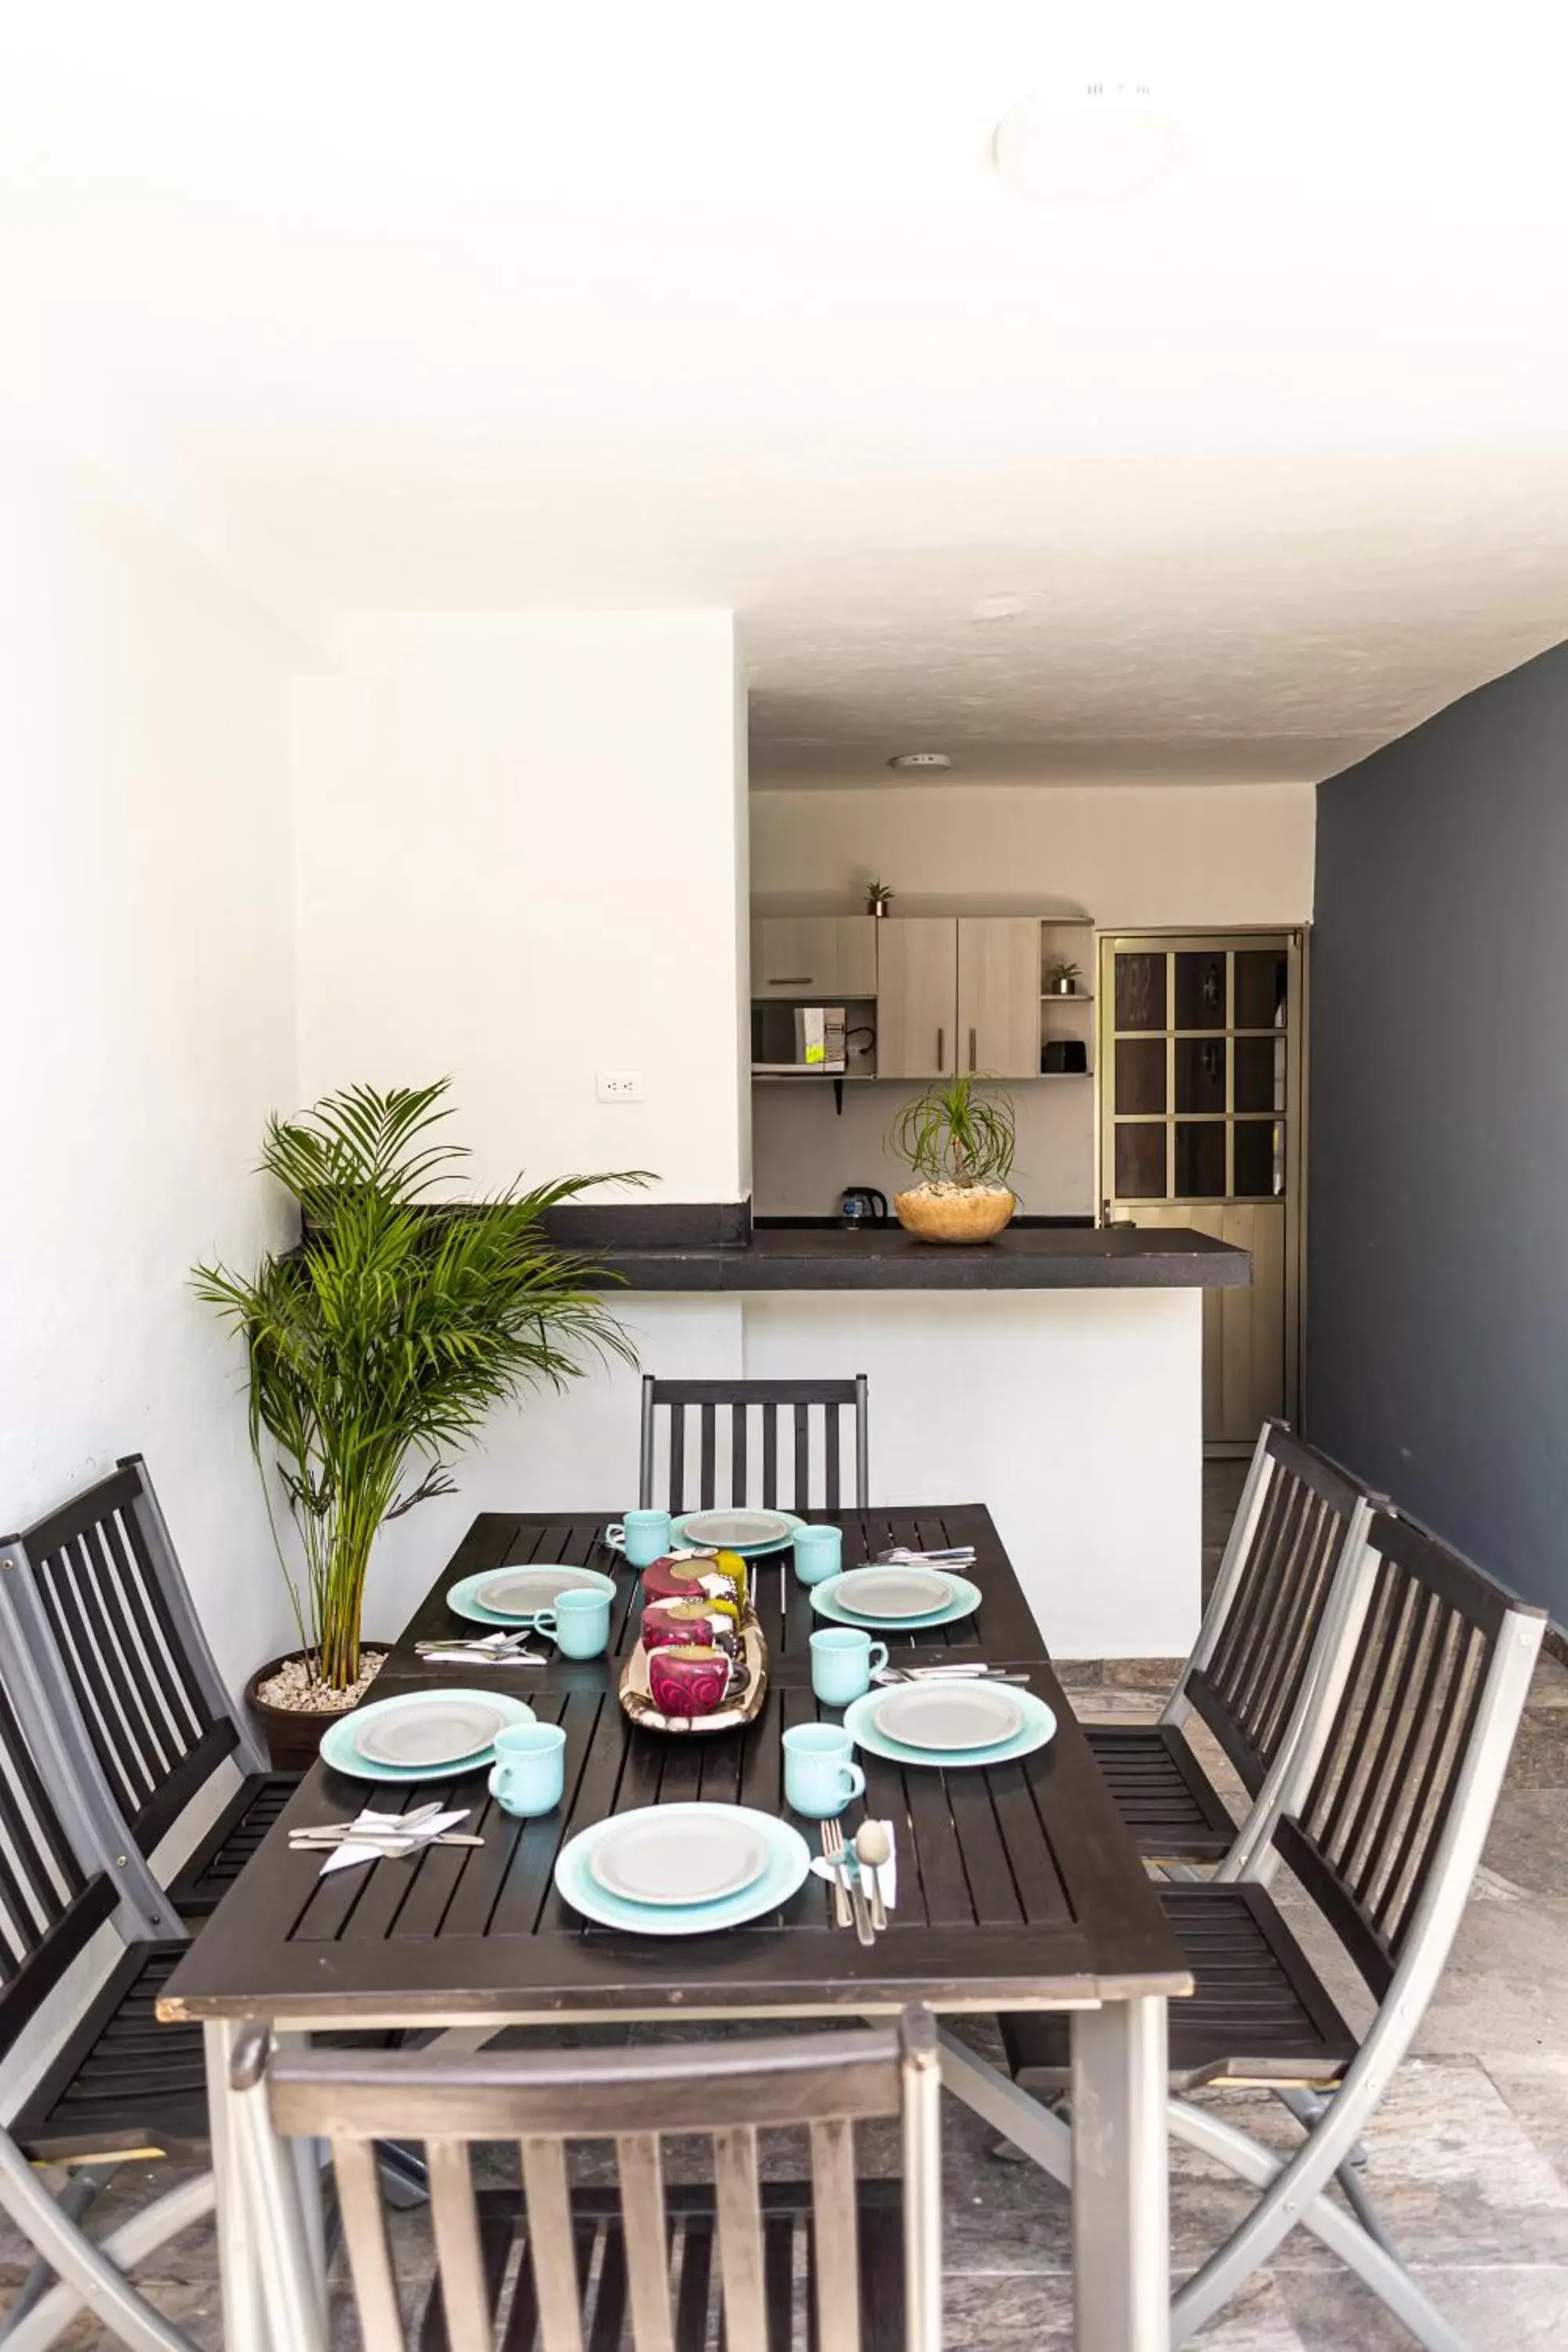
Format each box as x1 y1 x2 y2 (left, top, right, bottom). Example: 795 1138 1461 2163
318 1806 471 1877
419 1646 542 1668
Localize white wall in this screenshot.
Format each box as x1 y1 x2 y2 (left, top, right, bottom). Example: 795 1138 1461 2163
294 613 749 1203
750 782 1316 1213
0 431 302 1692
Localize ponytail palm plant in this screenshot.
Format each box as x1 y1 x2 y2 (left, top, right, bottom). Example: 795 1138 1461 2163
195 1081 643 1690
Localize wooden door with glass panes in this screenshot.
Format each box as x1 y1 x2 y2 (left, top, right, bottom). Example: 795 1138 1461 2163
1098 931 1304 1448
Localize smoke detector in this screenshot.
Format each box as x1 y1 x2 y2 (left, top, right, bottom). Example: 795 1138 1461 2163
887 751 953 772
993 82 1182 203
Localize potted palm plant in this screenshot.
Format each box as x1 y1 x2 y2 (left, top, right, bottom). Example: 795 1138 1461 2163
887 1073 1018 1243
195 1080 642 1762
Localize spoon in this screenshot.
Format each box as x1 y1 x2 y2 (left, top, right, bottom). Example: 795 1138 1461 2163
854 1820 891 1933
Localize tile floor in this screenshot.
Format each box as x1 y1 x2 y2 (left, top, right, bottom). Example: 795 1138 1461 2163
16 1461 1568 2347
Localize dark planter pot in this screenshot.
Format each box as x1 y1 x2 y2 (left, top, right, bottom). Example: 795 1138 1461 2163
243 1646 387 1771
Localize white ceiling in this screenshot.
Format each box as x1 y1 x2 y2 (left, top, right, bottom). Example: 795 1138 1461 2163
6 4 1568 786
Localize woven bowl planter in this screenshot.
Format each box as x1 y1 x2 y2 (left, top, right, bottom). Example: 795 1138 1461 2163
893 1185 1017 1244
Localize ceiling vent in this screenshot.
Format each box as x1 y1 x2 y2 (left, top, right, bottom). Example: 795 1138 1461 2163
887 751 953 772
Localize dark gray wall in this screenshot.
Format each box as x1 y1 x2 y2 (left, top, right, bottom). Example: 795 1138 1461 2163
1309 640 1568 1626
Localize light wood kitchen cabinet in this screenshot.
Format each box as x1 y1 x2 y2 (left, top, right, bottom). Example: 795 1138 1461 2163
750 916 879 999
875 918 960 1077
958 917 1044 1078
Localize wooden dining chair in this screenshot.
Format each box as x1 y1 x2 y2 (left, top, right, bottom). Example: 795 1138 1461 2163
0 1668 215 2352
1081 1420 1379 1866
231 2006 943 2352
638 1374 870 1515
0 1455 299 1926
1002 1507 1546 2351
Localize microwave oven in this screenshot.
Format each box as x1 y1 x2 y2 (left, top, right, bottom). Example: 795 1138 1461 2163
751 1003 847 1075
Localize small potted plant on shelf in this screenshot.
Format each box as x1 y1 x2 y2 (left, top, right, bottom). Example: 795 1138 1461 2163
887 1073 1018 1243
866 879 895 918
1047 958 1082 997
194 1080 644 1764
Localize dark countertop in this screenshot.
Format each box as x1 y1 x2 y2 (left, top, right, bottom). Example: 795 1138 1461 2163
597 1221 1250 1292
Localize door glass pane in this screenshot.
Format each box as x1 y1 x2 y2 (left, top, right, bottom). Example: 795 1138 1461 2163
1175 1037 1227 1114
1115 1123 1167 1198
1115 1037 1167 1114
1174 951 1227 1029
1174 1122 1226 1196
1234 949 1288 1029
1235 1120 1285 1196
1234 1035 1286 1114
1114 953 1167 1031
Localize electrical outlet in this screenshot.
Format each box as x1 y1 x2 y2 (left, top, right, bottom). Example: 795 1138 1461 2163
596 1071 643 1103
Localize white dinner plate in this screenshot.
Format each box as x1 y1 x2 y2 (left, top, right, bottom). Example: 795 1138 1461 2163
829 1567 955 1621
588 1811 771 1907
351 1693 513 1769
474 1564 614 1617
869 1682 1023 1753
677 1509 794 1549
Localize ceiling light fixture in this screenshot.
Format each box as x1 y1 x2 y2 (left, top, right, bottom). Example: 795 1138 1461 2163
887 751 953 772
993 81 1182 204
971 595 1027 622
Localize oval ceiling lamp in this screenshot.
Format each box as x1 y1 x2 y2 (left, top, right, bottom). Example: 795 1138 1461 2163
993 81 1182 203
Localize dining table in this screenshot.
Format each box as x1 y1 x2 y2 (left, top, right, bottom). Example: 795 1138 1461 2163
161 1502 1191 2352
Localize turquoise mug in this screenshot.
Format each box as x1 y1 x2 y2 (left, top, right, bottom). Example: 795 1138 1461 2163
488 1722 567 1817
793 1525 843 1586
810 1627 888 1707
782 1722 866 1820
534 1588 611 1660
607 1510 673 1568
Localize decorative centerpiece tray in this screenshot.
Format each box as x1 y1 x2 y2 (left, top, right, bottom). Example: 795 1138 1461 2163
619 1613 769 1736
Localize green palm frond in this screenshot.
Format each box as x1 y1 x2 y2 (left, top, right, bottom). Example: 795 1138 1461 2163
195 1080 648 1688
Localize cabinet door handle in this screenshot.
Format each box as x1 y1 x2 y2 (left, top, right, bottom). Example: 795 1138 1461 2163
768 975 812 986
969 1027 977 1072
936 1027 945 1072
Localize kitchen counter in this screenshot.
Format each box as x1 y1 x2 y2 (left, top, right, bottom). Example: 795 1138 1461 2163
594 1220 1250 1292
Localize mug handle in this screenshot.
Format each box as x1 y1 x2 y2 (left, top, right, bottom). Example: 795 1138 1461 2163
604 1523 626 1547
486 1762 508 1801
867 1643 889 1678
532 1610 558 1639
838 1762 867 1804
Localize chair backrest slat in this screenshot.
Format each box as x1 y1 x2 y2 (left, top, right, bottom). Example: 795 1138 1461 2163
0 1677 126 2055
1179 1421 1367 1800
713 2124 767 2350
811 2115 862 2352
0 1458 260 1881
640 1377 870 1516
430 2138 493 2352
616 2134 675 2352
263 2013 939 2352
520 2137 586 2352
1273 1508 1541 1998
332 2137 408 2352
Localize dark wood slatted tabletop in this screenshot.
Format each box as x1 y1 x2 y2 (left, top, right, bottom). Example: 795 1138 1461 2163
161 1505 1189 2027
389 1505 1044 1686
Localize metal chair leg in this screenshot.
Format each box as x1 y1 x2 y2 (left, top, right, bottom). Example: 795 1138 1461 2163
1273 2087 1393 2253
0 2165 118 2340
1171 2098 1470 2352
0 2139 212 2352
